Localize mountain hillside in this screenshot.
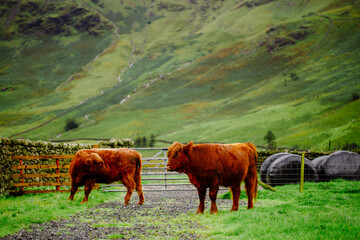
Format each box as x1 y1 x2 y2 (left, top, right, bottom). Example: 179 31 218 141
0 0 359 150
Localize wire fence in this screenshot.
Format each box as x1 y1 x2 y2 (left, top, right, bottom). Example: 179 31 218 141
260 151 360 187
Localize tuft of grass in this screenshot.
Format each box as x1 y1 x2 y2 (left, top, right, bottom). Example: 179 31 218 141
108 233 125 239
218 191 232 199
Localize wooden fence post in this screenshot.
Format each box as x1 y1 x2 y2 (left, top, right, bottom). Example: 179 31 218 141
19 159 24 192
56 158 60 192
300 153 305 192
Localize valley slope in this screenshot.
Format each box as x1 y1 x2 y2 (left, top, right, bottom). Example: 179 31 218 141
0 0 359 150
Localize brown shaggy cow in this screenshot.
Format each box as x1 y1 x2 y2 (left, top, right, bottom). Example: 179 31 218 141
167 141 258 214
68 148 145 205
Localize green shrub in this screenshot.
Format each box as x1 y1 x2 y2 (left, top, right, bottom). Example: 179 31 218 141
65 119 79 131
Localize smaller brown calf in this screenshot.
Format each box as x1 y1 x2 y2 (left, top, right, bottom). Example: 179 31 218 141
68 148 144 205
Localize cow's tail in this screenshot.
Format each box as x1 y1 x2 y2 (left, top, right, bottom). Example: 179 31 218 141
247 143 258 201
134 152 142 173
133 151 143 189
133 151 145 204
254 147 258 201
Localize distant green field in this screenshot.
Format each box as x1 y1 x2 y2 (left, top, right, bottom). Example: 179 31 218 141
0 0 359 150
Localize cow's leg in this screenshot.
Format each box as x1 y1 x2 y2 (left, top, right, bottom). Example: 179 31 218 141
244 166 257 209
82 179 96 204
230 184 240 211
134 173 145 205
122 177 136 205
196 187 206 214
209 185 219 214
68 182 78 201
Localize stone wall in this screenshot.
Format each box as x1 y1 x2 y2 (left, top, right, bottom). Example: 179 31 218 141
0 137 133 196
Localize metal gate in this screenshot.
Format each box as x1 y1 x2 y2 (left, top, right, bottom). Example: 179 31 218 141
101 147 195 192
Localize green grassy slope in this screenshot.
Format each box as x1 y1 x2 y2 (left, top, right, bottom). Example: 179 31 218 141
0 0 359 150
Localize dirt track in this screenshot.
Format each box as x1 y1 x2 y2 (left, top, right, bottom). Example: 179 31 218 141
2 190 237 239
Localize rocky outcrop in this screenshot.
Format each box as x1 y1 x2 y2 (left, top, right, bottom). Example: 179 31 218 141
1 0 113 39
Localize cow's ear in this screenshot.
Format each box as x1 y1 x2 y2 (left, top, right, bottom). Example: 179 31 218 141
183 141 193 154
90 153 104 166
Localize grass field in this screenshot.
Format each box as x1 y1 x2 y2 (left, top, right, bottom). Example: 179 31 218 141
1 180 359 239
210 180 360 239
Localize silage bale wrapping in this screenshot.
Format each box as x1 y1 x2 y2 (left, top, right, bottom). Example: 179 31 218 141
320 151 360 181
266 154 318 186
311 155 328 181
260 153 293 184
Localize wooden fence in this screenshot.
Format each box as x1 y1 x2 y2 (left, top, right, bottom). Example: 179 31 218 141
11 154 101 194
11 155 73 194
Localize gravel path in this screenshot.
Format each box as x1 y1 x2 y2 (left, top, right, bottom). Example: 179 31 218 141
2 189 241 240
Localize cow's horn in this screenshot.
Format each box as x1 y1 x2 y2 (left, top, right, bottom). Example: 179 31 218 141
90 153 104 164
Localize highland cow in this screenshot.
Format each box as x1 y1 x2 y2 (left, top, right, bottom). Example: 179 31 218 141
69 148 144 205
167 141 258 214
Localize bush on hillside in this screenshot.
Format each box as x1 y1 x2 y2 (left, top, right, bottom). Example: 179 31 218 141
342 142 359 151
264 130 276 150
134 134 157 147
65 119 78 131
352 93 359 101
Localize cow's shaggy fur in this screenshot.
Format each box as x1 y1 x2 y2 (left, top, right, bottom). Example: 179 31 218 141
167 141 258 214
69 148 144 205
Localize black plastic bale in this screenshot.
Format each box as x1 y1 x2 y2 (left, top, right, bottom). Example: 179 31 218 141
266 154 318 186
311 155 328 181
260 153 293 184
320 151 360 181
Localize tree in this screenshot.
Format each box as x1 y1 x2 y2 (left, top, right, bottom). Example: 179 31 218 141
142 136 148 147
135 136 142 147
352 93 359 101
264 130 276 149
290 72 299 81
149 134 156 147
65 119 78 131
